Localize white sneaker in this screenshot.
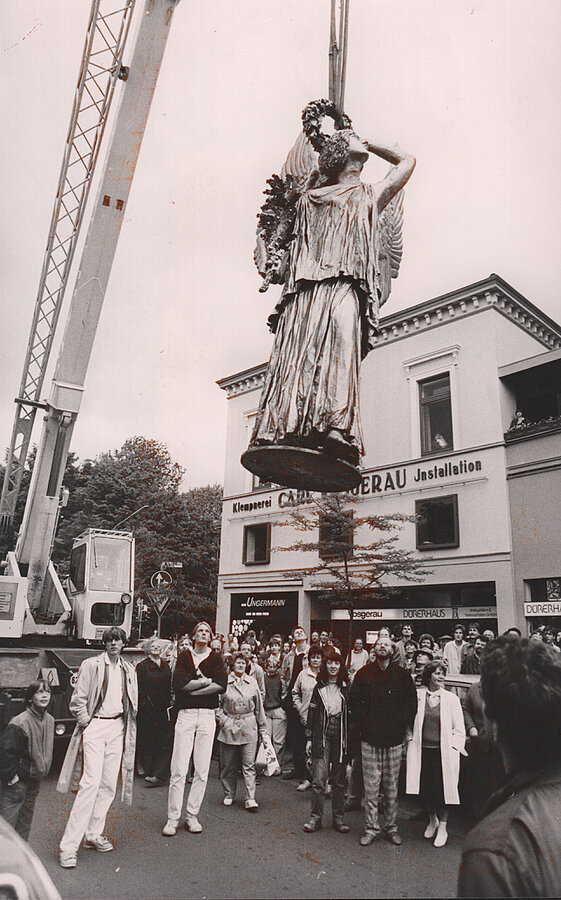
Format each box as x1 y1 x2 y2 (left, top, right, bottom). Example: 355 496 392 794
296 779 312 792
162 820 178 836
185 815 203 833
245 799 259 812
424 817 439 839
223 797 233 806
433 822 448 848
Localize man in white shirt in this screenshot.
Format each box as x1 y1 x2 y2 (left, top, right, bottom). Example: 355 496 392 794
442 625 467 676
58 627 137 868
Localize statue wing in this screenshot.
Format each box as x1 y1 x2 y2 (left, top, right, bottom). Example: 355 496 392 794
377 171 405 307
254 133 319 292
280 131 319 187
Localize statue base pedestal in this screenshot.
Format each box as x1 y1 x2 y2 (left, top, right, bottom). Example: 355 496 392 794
241 444 361 493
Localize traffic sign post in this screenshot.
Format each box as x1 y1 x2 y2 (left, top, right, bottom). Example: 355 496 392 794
151 570 173 589
146 584 173 637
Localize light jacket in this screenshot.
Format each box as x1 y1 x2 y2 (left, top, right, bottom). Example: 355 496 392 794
216 673 267 745
281 645 309 692
56 653 138 804
292 667 318 724
406 686 466 805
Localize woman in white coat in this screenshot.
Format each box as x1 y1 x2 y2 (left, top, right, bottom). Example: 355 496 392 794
406 660 466 847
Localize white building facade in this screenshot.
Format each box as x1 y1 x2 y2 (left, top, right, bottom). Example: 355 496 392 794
216 275 561 643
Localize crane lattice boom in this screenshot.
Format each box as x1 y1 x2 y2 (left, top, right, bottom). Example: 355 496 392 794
0 0 137 530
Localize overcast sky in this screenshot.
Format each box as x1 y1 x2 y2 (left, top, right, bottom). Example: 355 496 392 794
2 0 561 490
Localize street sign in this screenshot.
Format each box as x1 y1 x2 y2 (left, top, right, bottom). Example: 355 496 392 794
151 570 172 589
161 561 182 569
148 594 172 616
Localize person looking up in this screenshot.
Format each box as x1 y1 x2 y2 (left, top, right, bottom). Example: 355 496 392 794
406 661 466 848
443 626 467 676
163 621 227 836
304 648 350 835
292 645 324 791
57 628 137 868
216 653 267 812
281 626 310 781
240 640 266 699
263 653 287 774
346 638 369 681
136 638 172 788
460 637 486 675
349 636 417 847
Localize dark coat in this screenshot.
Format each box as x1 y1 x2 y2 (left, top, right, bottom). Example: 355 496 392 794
137 657 171 721
458 764 561 898
305 682 350 763
348 660 417 748
0 709 54 785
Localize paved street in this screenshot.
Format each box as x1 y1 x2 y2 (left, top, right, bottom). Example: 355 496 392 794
30 760 465 899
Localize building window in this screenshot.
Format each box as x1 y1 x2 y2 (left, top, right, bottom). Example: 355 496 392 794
419 373 454 456
69 544 86 592
243 523 271 565
319 512 354 560
416 495 459 550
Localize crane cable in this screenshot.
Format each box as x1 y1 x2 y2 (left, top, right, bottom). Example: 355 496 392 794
329 0 350 114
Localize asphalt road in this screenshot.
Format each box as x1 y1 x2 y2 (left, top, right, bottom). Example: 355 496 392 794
30 762 465 900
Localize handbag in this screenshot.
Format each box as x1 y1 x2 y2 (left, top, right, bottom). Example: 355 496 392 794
255 733 280 776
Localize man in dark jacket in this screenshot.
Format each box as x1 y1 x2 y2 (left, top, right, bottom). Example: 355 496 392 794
349 635 417 846
458 636 561 897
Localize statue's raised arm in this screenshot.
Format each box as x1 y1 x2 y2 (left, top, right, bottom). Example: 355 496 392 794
366 140 416 215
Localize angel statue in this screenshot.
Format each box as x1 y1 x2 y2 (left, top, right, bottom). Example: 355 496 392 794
242 99 416 492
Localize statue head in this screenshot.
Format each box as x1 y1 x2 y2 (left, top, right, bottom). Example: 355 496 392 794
317 129 368 176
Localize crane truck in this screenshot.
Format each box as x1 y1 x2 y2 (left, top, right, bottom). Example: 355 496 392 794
0 0 179 739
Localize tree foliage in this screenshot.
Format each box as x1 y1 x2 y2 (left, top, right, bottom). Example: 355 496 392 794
1 437 222 637
277 492 430 652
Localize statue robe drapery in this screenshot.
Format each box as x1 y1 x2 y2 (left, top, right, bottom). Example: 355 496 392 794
251 180 382 455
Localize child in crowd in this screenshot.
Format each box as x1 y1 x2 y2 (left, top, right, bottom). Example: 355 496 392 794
0 679 54 841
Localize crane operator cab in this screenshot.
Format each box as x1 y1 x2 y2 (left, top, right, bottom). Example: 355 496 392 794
67 529 134 642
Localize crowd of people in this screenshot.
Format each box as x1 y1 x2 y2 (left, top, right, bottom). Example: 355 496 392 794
1 618 561 897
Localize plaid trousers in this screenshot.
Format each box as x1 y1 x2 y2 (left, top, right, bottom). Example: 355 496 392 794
361 742 403 835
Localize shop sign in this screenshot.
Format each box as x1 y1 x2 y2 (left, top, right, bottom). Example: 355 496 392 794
231 451 485 516
342 605 496 622
352 457 483 497
524 601 561 617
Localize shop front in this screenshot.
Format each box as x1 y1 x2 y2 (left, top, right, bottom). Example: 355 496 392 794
328 582 498 646
229 590 299 640
523 578 561 637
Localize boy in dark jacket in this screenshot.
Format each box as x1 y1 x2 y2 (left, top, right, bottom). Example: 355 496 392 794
0 679 54 840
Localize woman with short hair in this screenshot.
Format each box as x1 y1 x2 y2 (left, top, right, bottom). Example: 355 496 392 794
217 653 267 811
406 660 466 847
136 638 172 786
